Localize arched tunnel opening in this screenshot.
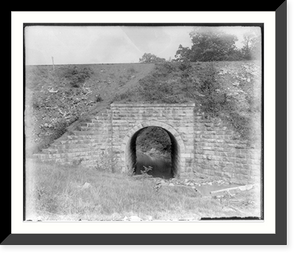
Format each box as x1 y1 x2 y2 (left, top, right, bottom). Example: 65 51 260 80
126 126 180 179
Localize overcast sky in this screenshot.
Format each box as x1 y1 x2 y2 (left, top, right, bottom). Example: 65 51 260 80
25 26 260 65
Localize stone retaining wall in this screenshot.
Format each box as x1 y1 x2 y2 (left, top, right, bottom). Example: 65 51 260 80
193 111 261 182
34 102 261 183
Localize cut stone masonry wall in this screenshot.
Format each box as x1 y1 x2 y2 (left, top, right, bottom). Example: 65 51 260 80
193 111 261 183
34 103 261 183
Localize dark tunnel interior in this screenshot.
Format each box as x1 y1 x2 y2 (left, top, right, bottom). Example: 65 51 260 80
127 126 180 179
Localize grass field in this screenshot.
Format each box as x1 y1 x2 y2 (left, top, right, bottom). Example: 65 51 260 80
26 160 261 221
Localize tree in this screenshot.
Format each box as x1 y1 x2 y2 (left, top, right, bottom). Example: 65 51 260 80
139 53 166 63
241 32 252 60
174 44 191 62
174 27 242 62
189 28 239 61
241 31 262 60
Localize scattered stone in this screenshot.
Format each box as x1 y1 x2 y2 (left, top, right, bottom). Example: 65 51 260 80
218 69 228 75
82 182 92 189
48 88 58 93
129 216 142 222
215 195 224 199
210 184 255 195
146 216 153 221
154 183 162 192
239 184 254 191
160 180 168 185
191 186 199 193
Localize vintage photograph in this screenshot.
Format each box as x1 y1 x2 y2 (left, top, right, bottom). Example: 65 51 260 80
24 24 263 222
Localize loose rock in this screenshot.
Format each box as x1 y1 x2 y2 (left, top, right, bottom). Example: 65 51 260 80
129 216 142 222
82 182 92 189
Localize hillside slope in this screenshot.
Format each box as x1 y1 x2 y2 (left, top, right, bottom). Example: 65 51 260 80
25 63 155 154
113 60 261 146
25 61 261 156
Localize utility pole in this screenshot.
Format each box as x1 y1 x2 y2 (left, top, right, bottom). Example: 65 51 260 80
52 56 55 71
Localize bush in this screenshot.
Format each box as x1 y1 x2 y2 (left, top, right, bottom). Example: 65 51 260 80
152 62 178 77
113 90 136 102
52 119 68 139
95 94 103 102
226 112 250 139
127 67 137 74
139 80 174 103
160 61 178 73
64 66 93 88
32 95 43 109
179 61 191 71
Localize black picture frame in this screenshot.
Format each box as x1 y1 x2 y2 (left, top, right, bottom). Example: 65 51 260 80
6 3 287 245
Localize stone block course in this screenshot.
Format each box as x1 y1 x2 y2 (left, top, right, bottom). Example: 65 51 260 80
34 102 261 183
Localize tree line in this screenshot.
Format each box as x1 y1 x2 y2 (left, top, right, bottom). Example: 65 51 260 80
139 27 261 63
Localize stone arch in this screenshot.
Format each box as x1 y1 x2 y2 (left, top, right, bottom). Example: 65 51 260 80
121 121 186 177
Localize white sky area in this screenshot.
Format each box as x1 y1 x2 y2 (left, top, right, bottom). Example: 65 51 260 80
25 26 261 65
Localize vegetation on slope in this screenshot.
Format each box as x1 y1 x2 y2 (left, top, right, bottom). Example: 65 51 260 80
25 63 154 154
26 26 262 155
25 26 263 222
26 58 261 160
114 60 262 146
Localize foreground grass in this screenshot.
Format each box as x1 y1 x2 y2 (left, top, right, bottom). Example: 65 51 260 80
26 160 260 221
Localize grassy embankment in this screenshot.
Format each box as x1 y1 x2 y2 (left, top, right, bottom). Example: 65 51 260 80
26 160 261 221
114 60 261 145
25 61 262 221
25 63 155 154
113 60 262 163
26 60 261 156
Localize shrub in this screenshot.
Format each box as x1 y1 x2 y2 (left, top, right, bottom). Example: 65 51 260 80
32 96 43 109
64 66 93 88
160 61 178 73
113 90 136 102
95 94 103 102
139 81 172 102
226 112 250 139
127 67 137 74
52 119 68 139
151 62 177 78
179 60 192 71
